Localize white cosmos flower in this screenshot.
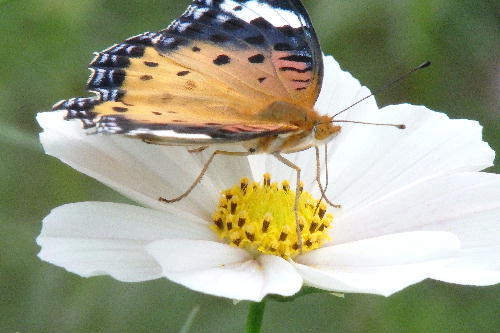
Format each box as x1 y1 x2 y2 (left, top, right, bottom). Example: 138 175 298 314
36 56 500 301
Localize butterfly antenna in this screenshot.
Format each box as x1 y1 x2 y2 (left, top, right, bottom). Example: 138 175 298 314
331 120 406 129
331 61 431 119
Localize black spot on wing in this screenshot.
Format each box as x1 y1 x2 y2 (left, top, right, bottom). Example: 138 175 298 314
249 17 275 30
277 25 296 37
279 55 313 63
144 61 159 67
209 33 230 43
248 54 265 63
244 35 266 45
184 24 205 35
222 18 246 31
213 54 230 65
112 106 128 112
177 70 190 76
279 66 312 73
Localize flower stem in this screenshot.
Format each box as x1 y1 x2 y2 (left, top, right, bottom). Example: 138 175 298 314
245 300 266 333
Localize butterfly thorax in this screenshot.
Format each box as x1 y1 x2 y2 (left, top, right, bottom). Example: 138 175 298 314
248 101 341 154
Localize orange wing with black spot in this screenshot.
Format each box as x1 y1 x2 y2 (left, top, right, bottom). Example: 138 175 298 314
52 0 323 143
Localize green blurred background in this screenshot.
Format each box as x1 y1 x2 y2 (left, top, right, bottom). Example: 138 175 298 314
1 0 498 332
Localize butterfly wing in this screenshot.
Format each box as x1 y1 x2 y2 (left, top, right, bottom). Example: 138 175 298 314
53 0 323 143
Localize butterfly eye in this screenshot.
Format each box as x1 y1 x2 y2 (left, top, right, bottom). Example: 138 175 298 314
312 122 319 134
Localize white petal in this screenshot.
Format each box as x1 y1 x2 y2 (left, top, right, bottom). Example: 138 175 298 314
295 260 452 297
37 112 253 220
146 240 302 301
300 231 460 266
429 247 500 286
325 104 494 212
294 231 460 296
333 172 500 285
316 55 378 120
37 202 214 282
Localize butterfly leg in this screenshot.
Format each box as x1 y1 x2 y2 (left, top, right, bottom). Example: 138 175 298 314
159 150 252 203
188 146 209 153
272 153 304 253
314 146 341 210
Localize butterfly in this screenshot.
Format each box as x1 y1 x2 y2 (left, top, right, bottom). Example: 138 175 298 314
52 0 341 151
52 0 344 248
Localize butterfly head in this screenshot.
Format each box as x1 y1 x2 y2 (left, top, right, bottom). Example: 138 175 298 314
312 115 341 144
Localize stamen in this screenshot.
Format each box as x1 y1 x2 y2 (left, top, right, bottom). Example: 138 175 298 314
211 174 334 258
263 173 271 186
262 214 271 232
214 218 223 230
230 201 237 214
241 178 248 193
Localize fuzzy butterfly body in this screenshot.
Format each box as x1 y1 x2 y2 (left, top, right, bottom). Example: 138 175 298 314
53 0 341 153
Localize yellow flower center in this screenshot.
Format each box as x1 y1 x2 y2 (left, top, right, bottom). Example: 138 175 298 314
211 173 334 258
